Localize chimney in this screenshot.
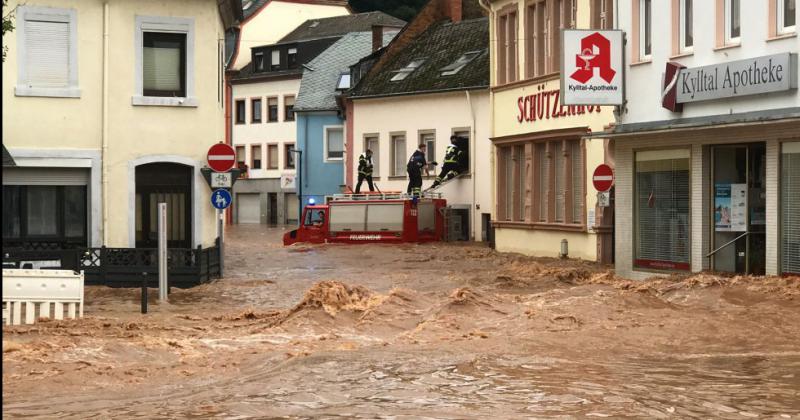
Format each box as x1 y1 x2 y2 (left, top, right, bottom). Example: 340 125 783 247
371 25 384 52
447 0 462 23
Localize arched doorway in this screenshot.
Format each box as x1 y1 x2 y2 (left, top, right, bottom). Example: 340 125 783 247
135 162 192 248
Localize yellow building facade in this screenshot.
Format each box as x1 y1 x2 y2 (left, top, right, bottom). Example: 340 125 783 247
486 0 616 261
3 0 239 250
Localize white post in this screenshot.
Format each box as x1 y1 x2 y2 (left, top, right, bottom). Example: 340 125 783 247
158 202 168 302
218 209 224 278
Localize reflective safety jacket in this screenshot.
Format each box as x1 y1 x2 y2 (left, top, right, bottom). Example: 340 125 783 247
358 153 373 175
444 144 463 164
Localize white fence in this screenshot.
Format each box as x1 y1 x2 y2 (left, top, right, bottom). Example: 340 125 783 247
2 269 84 325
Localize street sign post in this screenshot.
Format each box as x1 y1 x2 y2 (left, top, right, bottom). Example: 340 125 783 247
592 164 614 192
207 143 236 173
210 188 232 279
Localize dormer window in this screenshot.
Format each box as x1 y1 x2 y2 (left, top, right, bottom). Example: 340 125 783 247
255 52 265 71
271 50 280 71
288 48 297 67
336 72 351 90
390 59 425 82
440 51 481 76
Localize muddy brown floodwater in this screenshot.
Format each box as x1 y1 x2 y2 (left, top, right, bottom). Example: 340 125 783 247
3 225 800 419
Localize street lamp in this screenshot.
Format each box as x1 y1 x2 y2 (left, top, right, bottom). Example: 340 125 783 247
288 148 303 224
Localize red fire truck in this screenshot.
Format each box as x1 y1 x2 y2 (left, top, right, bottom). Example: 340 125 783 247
283 192 447 245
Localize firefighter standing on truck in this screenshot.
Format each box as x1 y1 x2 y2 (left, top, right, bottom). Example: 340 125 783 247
355 149 374 193
406 143 428 197
431 135 464 189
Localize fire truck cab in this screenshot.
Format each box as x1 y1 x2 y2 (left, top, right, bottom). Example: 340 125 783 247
283 193 447 245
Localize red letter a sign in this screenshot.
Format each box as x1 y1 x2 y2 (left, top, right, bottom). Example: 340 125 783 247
570 32 616 84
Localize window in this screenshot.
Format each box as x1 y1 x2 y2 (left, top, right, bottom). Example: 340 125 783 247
284 96 295 121
725 0 740 44
591 0 613 29
391 59 425 82
325 127 344 161
453 130 471 173
336 73 351 90
267 97 278 122
251 98 262 123
285 144 296 169
268 144 278 169
778 0 797 34
271 50 280 70
235 99 246 124
420 131 436 170
391 134 407 176
634 149 690 271
2 185 87 247
526 1 546 78
782 142 800 275
679 0 693 53
236 146 246 167
134 16 195 106
364 136 380 176
496 8 517 84
640 0 653 59
251 145 262 170
15 6 80 98
288 48 298 67
497 139 583 226
255 52 265 71
440 51 482 76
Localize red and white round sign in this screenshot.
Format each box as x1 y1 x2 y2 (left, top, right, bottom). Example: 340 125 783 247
592 164 614 192
207 143 236 173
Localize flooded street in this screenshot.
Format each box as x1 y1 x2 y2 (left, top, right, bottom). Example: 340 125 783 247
3 225 800 419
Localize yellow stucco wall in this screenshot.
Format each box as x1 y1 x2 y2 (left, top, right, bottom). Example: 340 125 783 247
3 0 226 248
495 227 597 261
231 1 349 70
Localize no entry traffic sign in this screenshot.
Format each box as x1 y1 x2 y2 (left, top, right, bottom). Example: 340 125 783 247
592 164 614 192
207 143 236 173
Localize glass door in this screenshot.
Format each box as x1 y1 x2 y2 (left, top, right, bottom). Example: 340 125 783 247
710 143 766 274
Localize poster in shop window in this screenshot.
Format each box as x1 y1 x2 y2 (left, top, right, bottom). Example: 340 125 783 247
714 184 747 232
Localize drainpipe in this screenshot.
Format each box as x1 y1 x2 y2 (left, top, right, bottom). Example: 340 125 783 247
102 2 109 246
465 90 477 241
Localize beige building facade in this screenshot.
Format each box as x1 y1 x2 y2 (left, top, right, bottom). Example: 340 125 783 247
3 0 239 250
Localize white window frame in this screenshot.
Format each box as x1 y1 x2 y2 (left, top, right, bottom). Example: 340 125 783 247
133 15 197 107
419 130 436 169
778 0 797 35
679 0 693 53
363 135 380 177
391 133 407 176
15 6 80 98
639 0 652 60
724 0 741 45
323 125 344 162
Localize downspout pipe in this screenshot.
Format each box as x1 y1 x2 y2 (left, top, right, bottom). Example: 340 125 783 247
465 90 477 241
102 2 109 246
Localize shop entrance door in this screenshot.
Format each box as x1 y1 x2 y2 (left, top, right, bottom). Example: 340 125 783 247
710 144 766 274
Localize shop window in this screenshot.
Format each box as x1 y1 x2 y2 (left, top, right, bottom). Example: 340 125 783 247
251 98 262 123
285 144 296 169
251 145 262 170
235 99 246 124
268 144 278 169
364 136 380 176
2 185 87 247
391 134 406 176
634 149 691 271
267 97 278 122
782 142 800 275
284 95 295 121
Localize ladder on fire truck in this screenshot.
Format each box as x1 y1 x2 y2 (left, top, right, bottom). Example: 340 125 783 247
422 172 468 193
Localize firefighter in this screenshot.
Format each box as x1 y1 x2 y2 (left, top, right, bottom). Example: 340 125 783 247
355 149 374 193
431 135 464 189
406 143 428 197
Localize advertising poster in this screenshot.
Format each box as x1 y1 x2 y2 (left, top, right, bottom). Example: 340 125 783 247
715 184 747 232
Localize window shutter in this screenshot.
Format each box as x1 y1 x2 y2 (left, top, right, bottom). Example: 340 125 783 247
537 143 549 222
143 46 181 91
555 143 565 222
571 140 584 224
782 143 800 274
24 19 70 87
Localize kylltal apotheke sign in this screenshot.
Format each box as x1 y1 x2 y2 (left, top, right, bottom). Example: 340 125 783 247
561 30 624 106
675 53 797 104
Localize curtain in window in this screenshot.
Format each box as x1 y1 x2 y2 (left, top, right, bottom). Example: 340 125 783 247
143 33 184 93
782 142 800 274
328 129 344 159
635 150 691 269
269 145 278 168
25 19 70 87
392 136 406 175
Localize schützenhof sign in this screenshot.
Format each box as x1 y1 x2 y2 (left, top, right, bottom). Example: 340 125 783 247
676 53 797 103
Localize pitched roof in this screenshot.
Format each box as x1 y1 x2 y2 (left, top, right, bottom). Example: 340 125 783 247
348 17 489 99
3 144 16 167
295 31 398 112
278 11 405 44
242 0 349 20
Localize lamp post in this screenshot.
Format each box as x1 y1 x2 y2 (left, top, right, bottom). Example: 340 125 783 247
288 148 303 224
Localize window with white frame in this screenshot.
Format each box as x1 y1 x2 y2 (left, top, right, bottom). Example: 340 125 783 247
640 0 652 59
724 0 740 44
134 16 195 106
778 0 796 34
420 131 436 170
364 136 380 176
391 134 407 176
679 0 693 53
15 6 80 98
271 50 280 70
325 127 344 161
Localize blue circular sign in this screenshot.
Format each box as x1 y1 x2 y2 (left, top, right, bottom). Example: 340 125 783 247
211 189 232 210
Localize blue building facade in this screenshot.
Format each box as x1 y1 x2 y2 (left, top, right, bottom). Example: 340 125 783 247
295 111 345 206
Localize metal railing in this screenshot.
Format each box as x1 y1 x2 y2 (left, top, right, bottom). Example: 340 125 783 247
328 192 443 201
706 231 749 258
